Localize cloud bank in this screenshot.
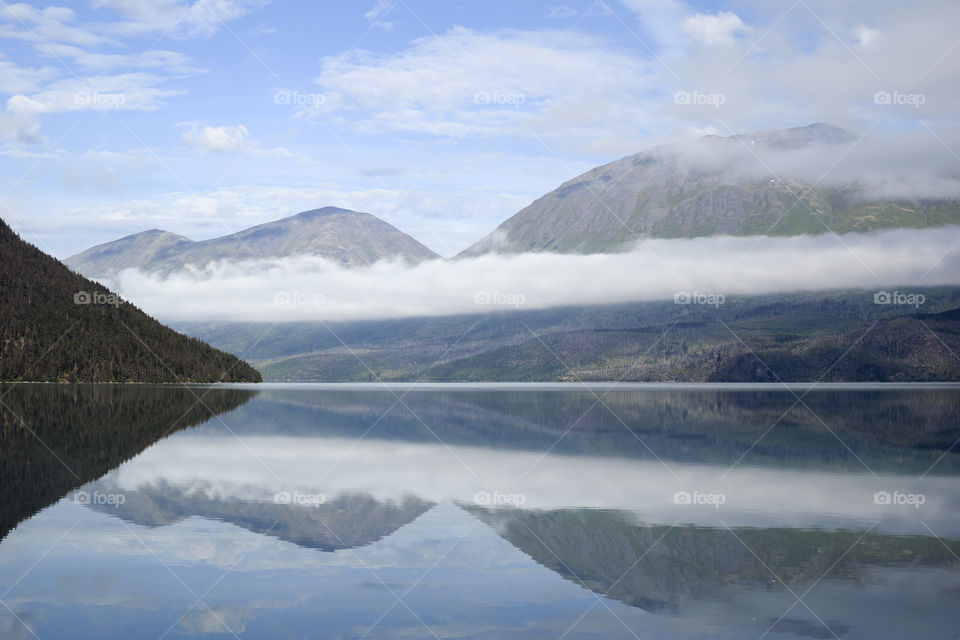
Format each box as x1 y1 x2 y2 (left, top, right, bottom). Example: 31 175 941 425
104 226 960 322
658 129 960 200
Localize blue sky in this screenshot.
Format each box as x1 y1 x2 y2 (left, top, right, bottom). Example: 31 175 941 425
1 0 958 258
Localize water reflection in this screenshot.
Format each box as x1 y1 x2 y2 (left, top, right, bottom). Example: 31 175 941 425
0 383 255 539
82 479 432 551
0 384 958 639
470 506 960 638
221 384 960 474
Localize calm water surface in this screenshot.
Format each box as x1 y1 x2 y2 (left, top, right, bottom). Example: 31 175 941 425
0 383 958 639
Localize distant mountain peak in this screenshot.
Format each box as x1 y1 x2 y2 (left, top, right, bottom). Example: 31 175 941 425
66 206 440 278
294 206 356 218
115 228 191 241
461 123 957 257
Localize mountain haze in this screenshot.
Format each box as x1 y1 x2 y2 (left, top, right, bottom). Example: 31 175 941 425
177 287 960 383
67 206 440 278
462 123 960 255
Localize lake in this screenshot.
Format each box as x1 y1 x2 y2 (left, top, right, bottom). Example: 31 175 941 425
0 383 958 639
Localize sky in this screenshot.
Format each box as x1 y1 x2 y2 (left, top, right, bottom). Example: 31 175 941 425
2 0 960 261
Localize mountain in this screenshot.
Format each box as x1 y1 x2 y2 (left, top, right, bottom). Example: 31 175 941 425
64 229 194 278
175 286 960 383
461 123 960 255
0 218 262 382
66 206 440 278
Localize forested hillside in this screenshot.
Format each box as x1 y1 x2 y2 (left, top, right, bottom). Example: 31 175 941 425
0 219 261 382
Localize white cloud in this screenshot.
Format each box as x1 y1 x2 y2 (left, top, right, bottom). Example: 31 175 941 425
0 60 59 94
363 0 396 21
655 127 960 199
300 0 960 150
4 73 181 119
39 43 200 73
0 0 267 49
854 24 880 48
307 26 658 150
180 123 252 153
104 226 960 322
92 0 269 39
545 6 578 19
294 1 960 157
0 66 183 147
0 97 44 144
682 11 747 46
652 1 960 135
616 0 685 38
250 23 276 36
0 3 106 46
0 1 249 148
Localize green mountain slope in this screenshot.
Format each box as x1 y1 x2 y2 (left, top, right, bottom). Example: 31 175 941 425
175 288 960 382
0 218 261 382
461 123 960 255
